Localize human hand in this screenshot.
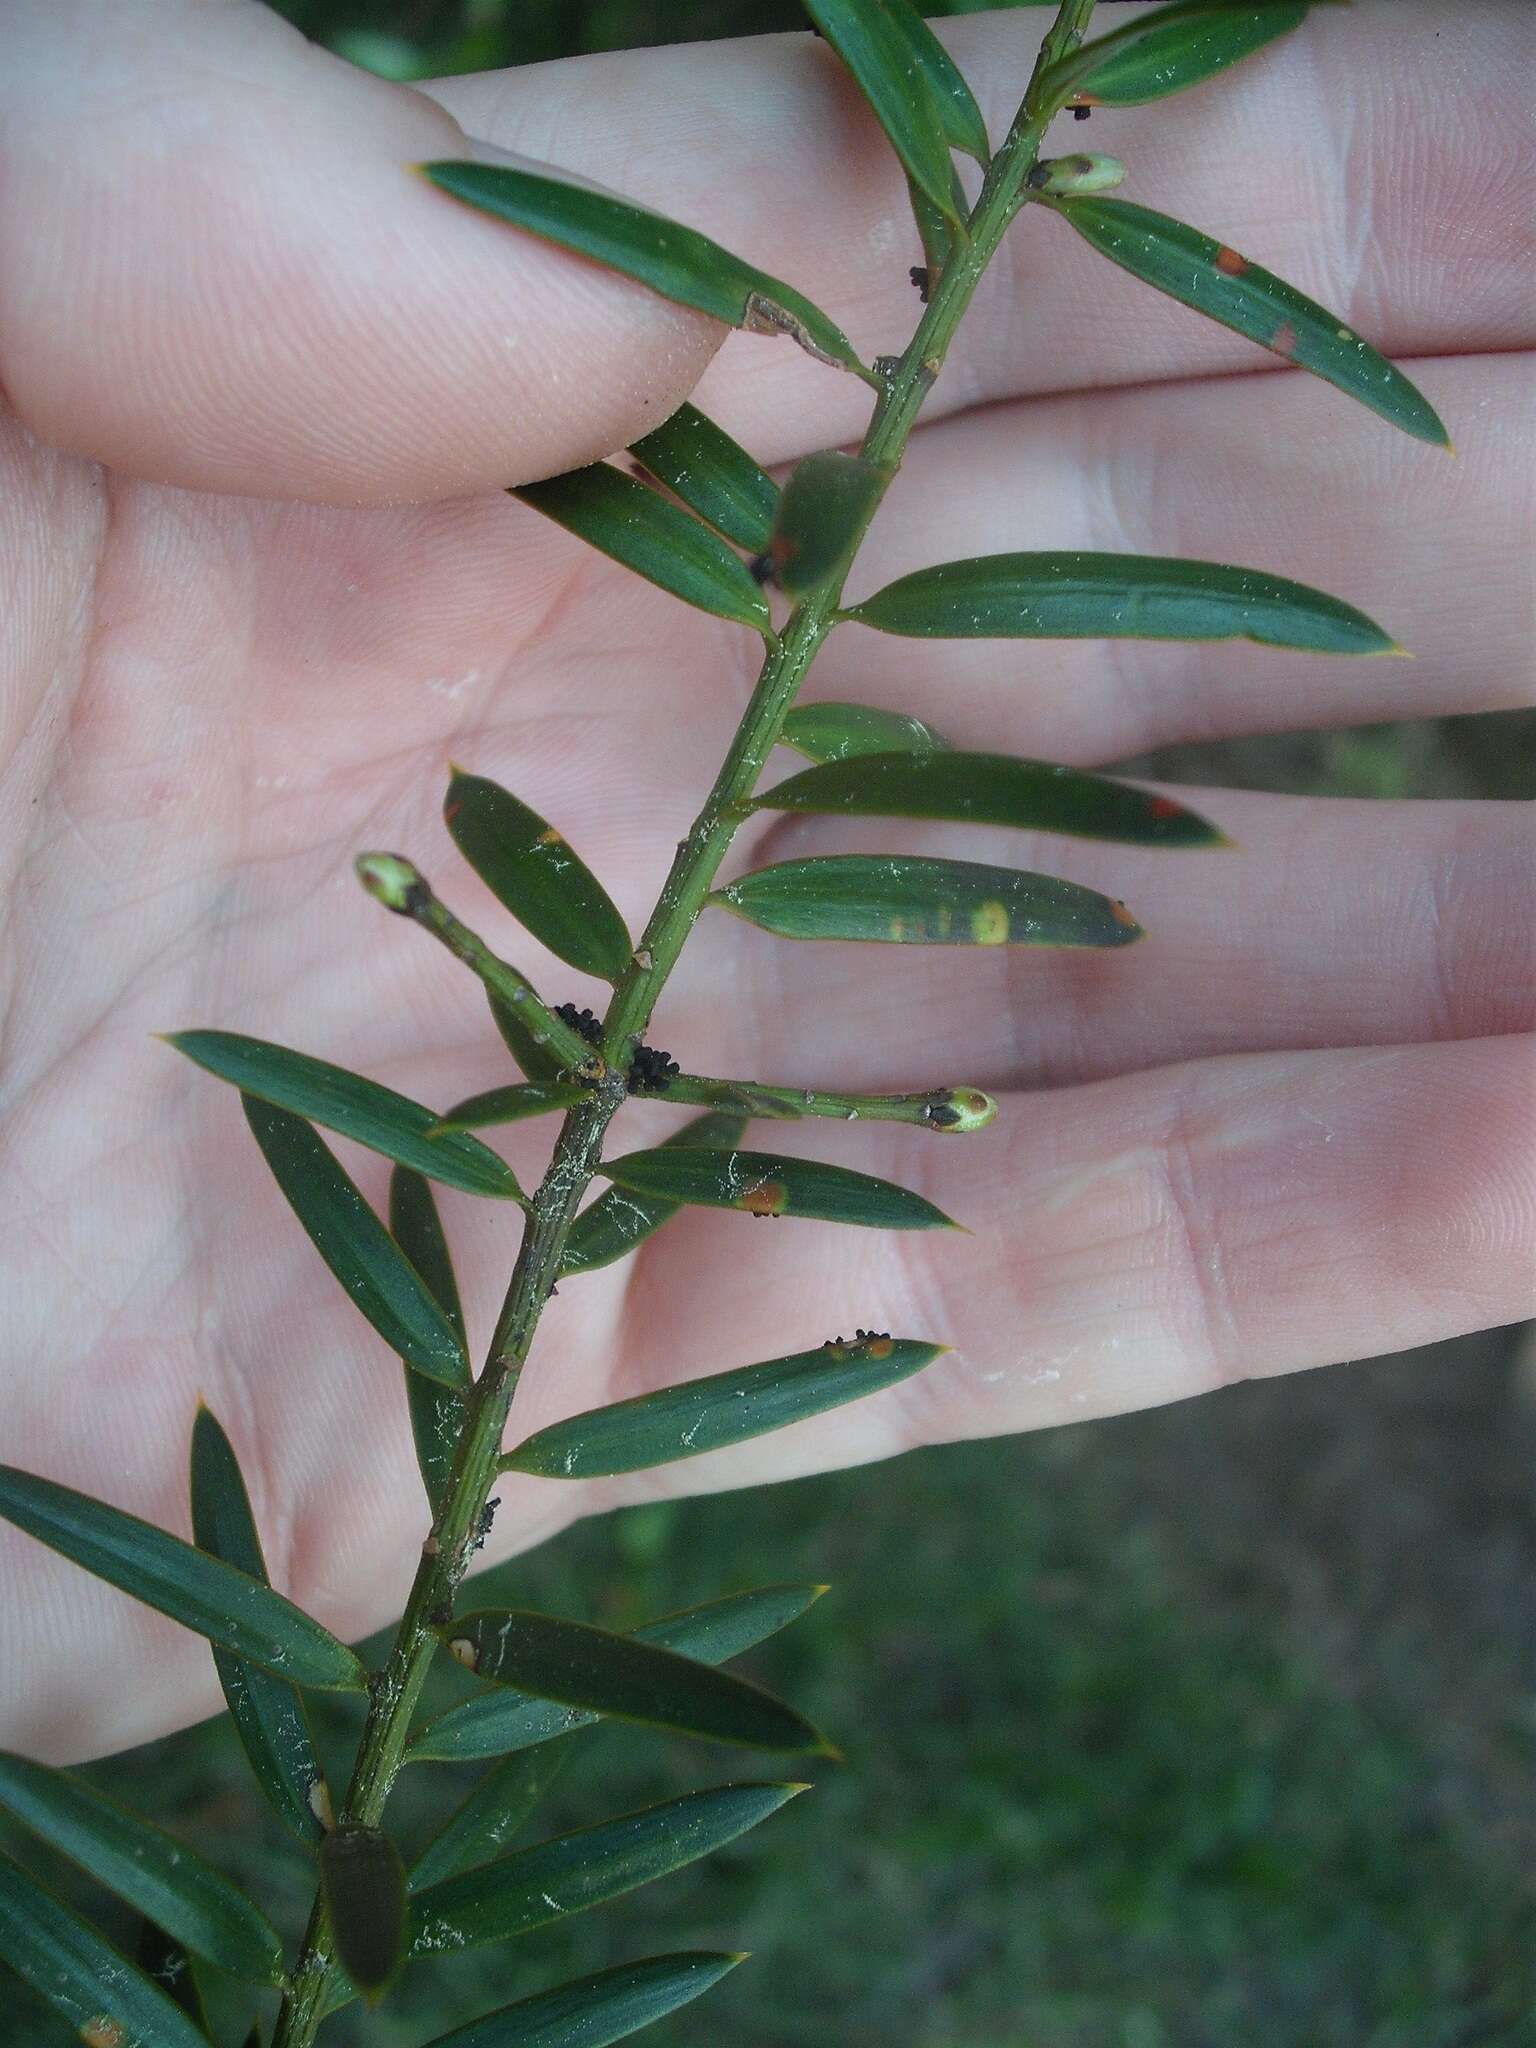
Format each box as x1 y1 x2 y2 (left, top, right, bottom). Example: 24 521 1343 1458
1 0 1530 1764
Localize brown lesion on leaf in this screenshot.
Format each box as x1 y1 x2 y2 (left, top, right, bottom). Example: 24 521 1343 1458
1149 795 1183 820
80 2023 126 2048
737 1178 789 1216
536 826 564 847
1109 898 1140 931
1213 245 1249 278
1270 321 1298 358
742 291 844 370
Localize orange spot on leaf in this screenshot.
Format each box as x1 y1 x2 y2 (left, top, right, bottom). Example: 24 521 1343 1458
738 1179 789 1217
1110 899 1139 929
537 826 563 846
1213 245 1249 278
864 1337 894 1360
1149 796 1183 820
81 2025 125 2048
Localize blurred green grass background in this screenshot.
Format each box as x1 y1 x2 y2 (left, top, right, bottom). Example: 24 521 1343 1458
5 5 1533 2046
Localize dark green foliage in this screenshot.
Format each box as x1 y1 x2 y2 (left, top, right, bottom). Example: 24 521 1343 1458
321 1826 409 1999
629 403 779 553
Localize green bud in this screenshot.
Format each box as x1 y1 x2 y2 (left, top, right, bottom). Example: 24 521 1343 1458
1028 153 1126 197
355 852 426 915
925 1088 998 1134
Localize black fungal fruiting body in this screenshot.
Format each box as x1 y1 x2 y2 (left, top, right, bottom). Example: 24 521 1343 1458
908 264 931 303
627 1043 681 1094
553 1002 604 1046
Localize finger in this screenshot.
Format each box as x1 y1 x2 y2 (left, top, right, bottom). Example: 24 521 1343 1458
549 1034 1536 1509
427 1 1536 467
0 0 722 502
820 349 1534 749
667 790 1535 1092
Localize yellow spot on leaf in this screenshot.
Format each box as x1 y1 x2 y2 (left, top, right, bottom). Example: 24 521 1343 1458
537 827 563 846
80 2023 125 2048
970 900 1010 945
309 1777 336 1830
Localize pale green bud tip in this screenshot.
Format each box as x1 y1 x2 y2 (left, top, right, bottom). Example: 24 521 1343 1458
355 852 426 914
1029 152 1126 196
926 1087 998 1134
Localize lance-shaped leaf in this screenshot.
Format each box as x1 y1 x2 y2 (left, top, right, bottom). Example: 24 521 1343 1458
421 1952 746 2048
805 0 987 224
561 1111 748 1276
1048 197 1450 448
409 1584 826 1764
629 403 778 554
504 1337 945 1481
168 1031 521 1199
320 1827 408 2002
516 465 771 633
429 1082 591 1137
388 1170 470 1521
410 1745 575 1891
765 451 887 599
243 1096 470 1387
599 1144 956 1229
753 750 1227 847
1046 2 1309 108
779 699 948 764
135 1922 212 2036
0 1752 285 1985
0 1853 214 2048
713 855 1142 949
907 165 968 294
423 158 866 375
843 551 1400 654
445 768 633 984
190 1406 332 1844
440 1610 829 1754
409 1783 804 1956
0 1463 366 1692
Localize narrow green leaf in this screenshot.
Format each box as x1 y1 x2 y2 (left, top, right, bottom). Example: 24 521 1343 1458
439 1610 828 1754
766 451 887 599
1047 2 1309 108
420 1952 745 2048
423 159 866 376
504 1337 945 1480
445 768 634 984
429 1083 590 1136
409 1784 804 1956
779 699 949 765
320 1827 408 2002
410 1746 575 1891
1047 196 1450 448
714 854 1141 949
243 1097 470 1386
599 1145 957 1230
243 2029 262 2048
168 1031 522 1199
0 1752 284 1985
804 0 985 222
0 1462 366 1693
190 1407 332 1844
489 991 568 1085
516 465 771 632
388 1170 470 1521
135 1922 211 2037
753 749 1227 847
843 551 1400 653
561 1111 748 1277
408 1585 826 1764
629 402 778 554
0 1852 213 2048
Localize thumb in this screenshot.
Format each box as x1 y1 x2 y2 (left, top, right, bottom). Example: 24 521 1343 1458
0 0 722 504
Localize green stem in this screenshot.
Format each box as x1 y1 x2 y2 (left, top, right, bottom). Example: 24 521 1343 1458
270 10 1090 2040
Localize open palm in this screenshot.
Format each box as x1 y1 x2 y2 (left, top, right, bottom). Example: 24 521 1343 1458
1 0 1530 1764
